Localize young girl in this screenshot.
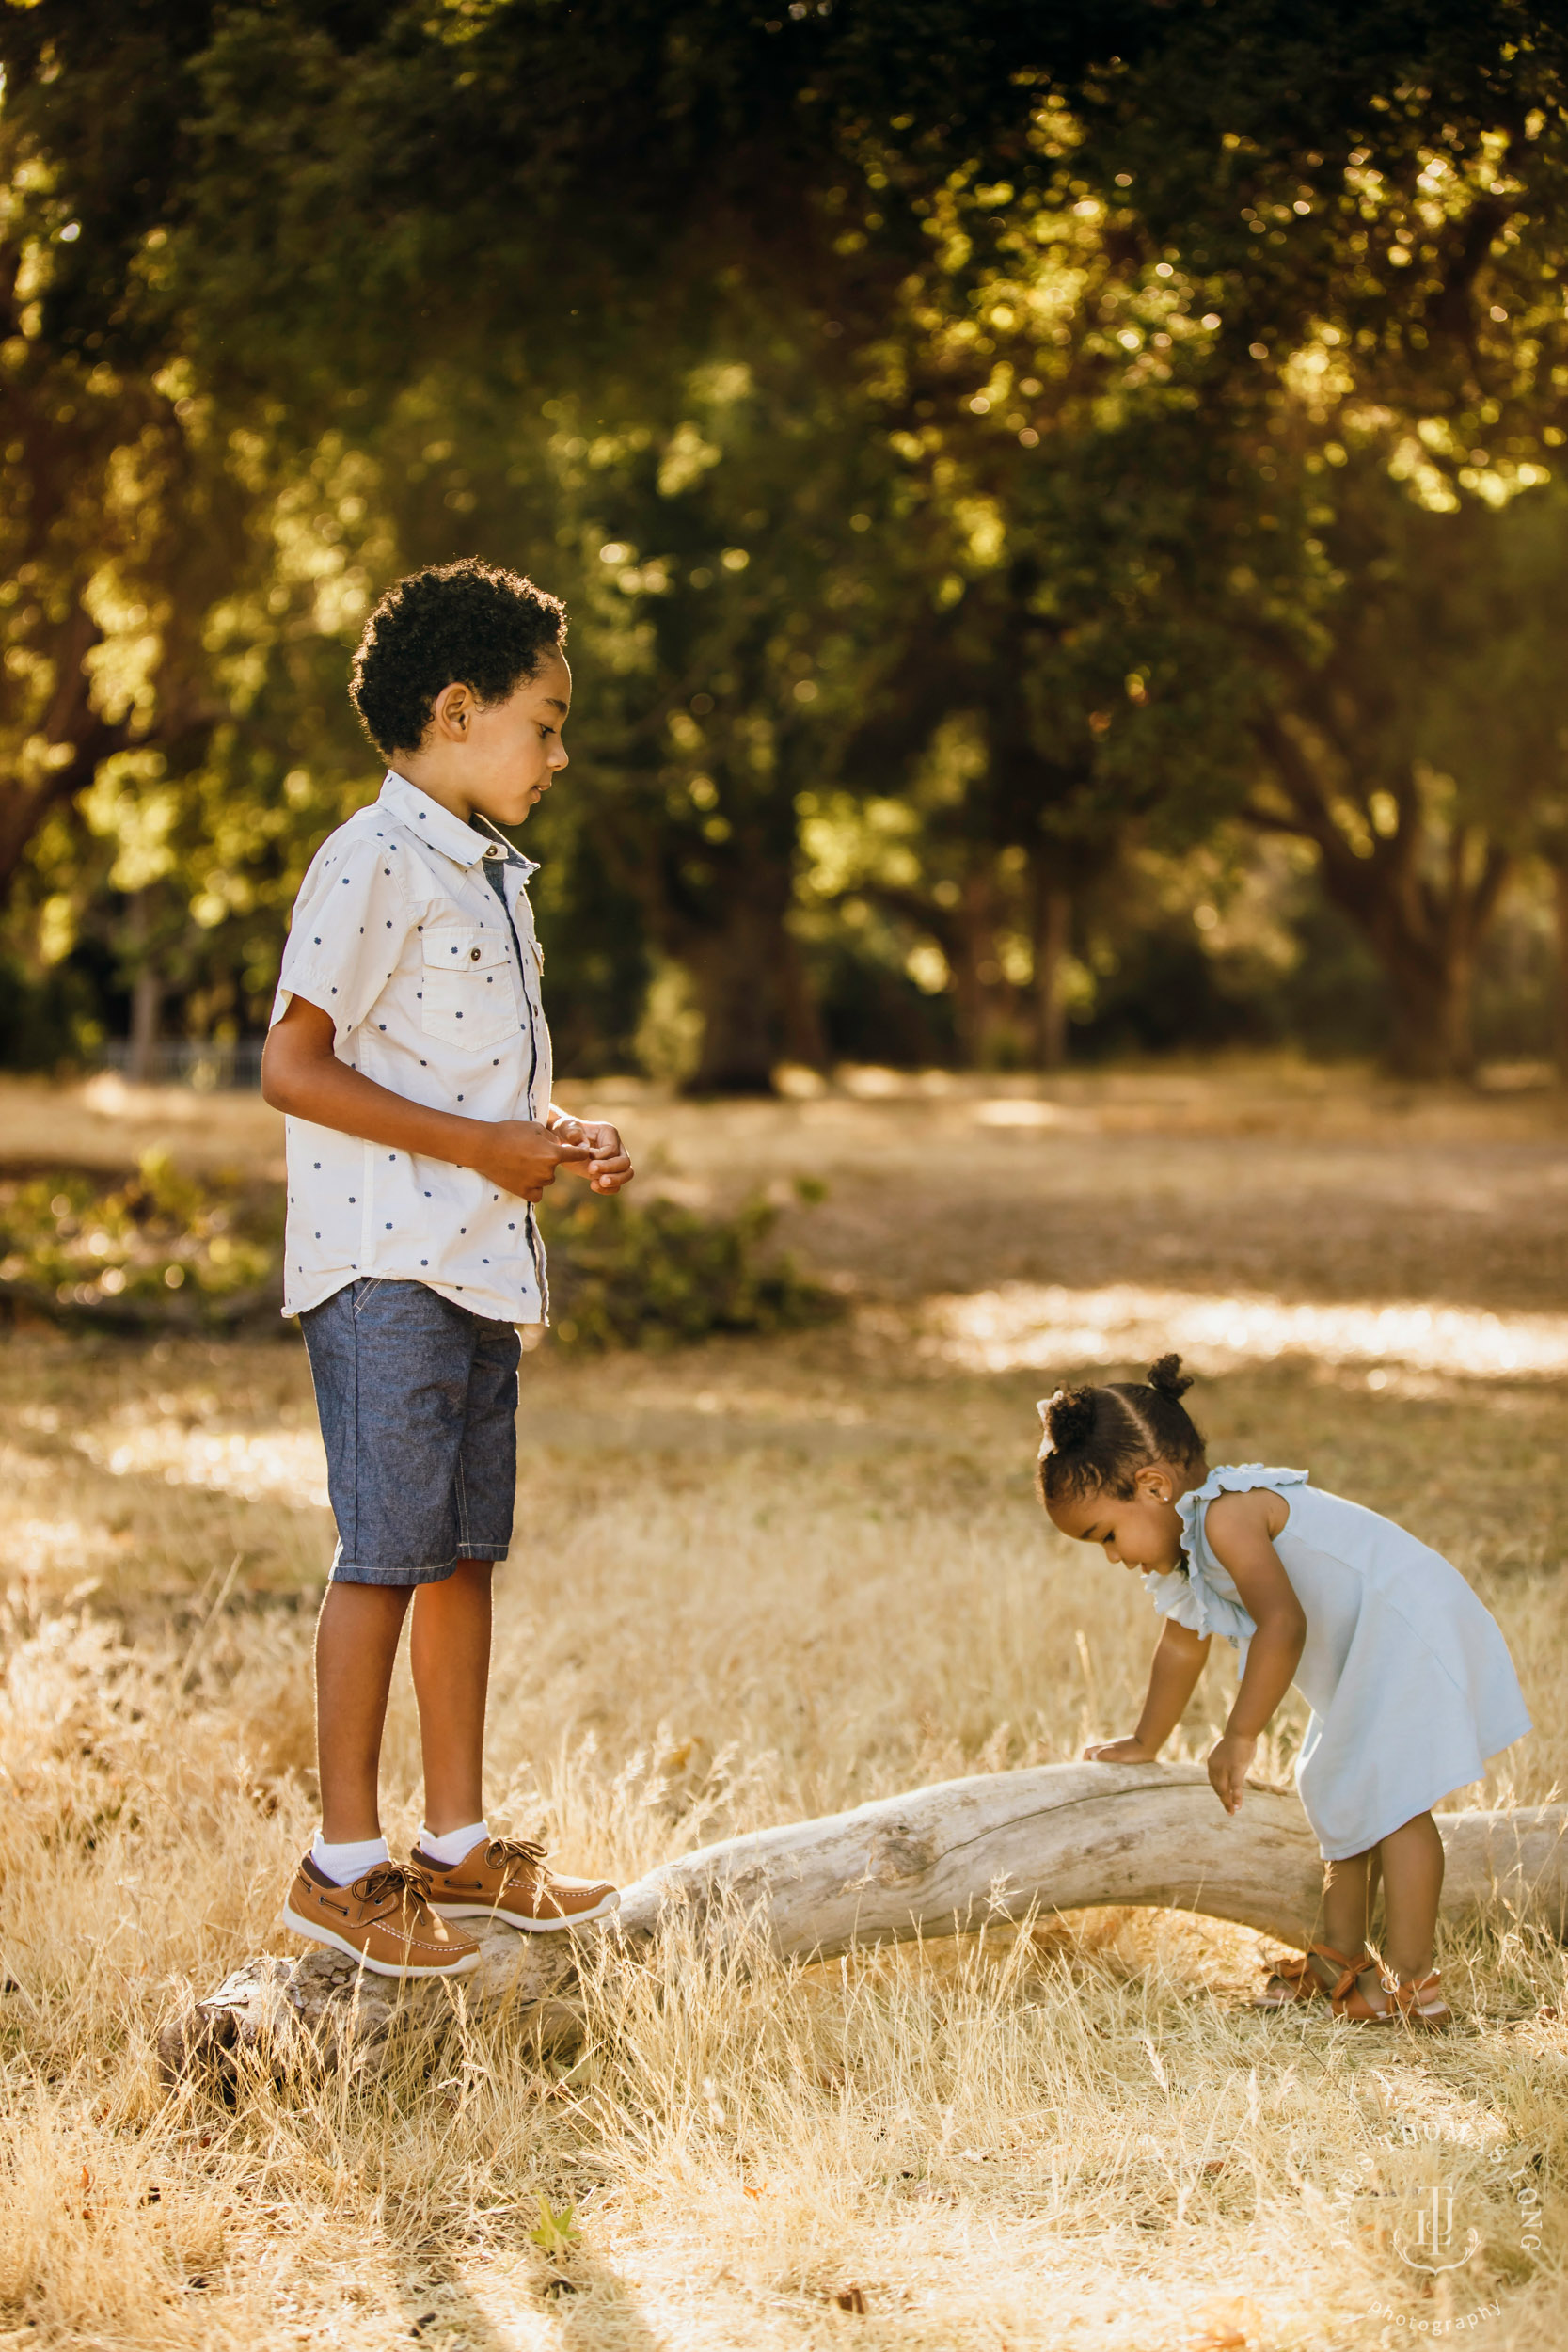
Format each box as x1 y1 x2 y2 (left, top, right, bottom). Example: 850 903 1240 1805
1037 1356 1530 2027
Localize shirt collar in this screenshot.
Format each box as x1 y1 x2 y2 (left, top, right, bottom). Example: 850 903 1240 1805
378 771 538 879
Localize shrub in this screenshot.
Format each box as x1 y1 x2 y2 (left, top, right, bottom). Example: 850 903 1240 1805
537 1186 840 1350
0 1151 278 1328
0 1155 840 1348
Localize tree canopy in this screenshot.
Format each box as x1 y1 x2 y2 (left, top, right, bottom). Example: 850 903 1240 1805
5 0 1568 1082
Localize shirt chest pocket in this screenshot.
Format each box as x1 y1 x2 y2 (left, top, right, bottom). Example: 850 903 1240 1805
420 926 516 1052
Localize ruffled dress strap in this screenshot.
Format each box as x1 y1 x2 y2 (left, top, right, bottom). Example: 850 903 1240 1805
1141 1464 1309 1653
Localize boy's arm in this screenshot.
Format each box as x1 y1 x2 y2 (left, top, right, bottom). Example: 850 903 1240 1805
1084 1619 1211 1763
1201 1489 1307 1815
262 994 599 1201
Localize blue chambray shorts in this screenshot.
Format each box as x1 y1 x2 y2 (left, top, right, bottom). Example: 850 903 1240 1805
300 1278 521 1585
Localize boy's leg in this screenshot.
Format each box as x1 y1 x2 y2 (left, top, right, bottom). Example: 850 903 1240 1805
302 1279 480 1843
315 1582 412 1841
407 1309 516 1833
283 1280 489 1976
408 1313 619 1931
410 1560 492 1836
289 1564 482 1977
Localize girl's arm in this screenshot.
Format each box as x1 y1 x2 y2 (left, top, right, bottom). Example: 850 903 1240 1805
1084 1618 1211 1763
1201 1488 1307 1815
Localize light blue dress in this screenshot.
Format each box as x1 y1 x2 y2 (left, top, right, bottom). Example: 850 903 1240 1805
1142 1465 1531 1861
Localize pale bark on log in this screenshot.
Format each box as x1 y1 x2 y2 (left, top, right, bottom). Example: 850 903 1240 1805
614 1763 1568 1957
163 1767 1568 2085
157 1915 582 2090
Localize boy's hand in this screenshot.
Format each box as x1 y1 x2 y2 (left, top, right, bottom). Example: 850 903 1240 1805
467 1120 594 1201
1083 1736 1159 1764
1207 1731 1258 1816
551 1117 634 1195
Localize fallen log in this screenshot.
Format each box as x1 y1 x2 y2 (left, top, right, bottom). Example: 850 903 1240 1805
156 1915 582 2091
614 1762 1568 1957
161 1766 1568 2083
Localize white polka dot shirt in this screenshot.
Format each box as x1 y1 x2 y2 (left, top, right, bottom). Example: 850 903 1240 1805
270 771 553 1324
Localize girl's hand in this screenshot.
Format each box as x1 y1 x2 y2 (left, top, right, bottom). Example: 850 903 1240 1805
1207 1731 1258 1815
1083 1736 1159 1764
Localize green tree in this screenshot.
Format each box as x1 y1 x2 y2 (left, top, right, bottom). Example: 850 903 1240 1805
10 0 1568 1089
1090 0 1568 1073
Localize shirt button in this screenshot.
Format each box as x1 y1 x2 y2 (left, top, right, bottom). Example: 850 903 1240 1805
469 946 482 961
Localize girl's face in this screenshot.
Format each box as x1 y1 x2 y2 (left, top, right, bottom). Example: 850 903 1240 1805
1048 1460 1196 1574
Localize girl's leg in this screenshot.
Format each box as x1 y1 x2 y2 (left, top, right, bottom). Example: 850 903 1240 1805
409 1559 493 1836
1321 1848 1374 1962
1377 1810 1444 1982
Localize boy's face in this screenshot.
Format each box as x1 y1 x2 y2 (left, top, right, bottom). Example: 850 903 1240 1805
410 651 572 829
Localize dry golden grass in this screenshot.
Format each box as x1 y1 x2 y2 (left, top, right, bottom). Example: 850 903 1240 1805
3 1065 1567 2349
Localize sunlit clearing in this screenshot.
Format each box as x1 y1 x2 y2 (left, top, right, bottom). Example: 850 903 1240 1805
929 1281 1568 1378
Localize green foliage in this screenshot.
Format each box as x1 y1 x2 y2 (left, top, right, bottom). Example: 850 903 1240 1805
0 1152 839 1349
7 4 1568 1080
538 1187 840 1352
527 2196 579 2258
0 951 101 1073
0 1151 277 1328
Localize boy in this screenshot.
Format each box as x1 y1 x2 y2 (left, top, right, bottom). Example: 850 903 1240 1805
261 558 630 1977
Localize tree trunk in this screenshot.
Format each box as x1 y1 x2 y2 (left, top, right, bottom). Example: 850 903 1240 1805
0 606 129 908
1551 854 1568 1082
679 868 804 1094
948 870 1026 1069
1030 866 1071 1071
126 890 164 1086
778 920 829 1073
1374 932 1478 1082
1251 724 1509 1081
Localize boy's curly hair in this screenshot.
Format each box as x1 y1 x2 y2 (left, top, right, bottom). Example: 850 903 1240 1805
350 558 567 756
1035 1355 1206 1506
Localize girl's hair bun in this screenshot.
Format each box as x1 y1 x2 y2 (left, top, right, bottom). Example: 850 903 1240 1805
1147 1352 1194 1402
1036 1352 1204 1506
1038 1385 1097 1454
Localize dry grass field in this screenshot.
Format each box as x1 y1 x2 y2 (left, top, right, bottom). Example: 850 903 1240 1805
3 1062 1567 2351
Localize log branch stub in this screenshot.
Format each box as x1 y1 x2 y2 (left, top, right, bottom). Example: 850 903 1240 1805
157 1916 582 2090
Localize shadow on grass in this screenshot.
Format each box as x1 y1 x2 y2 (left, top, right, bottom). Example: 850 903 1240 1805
396 2243 665 2348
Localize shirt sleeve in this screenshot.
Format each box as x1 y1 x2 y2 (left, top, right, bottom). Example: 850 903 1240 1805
271 823 415 1046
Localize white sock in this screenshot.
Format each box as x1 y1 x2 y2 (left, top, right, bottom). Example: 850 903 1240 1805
418 1819 489 1867
311 1831 390 1887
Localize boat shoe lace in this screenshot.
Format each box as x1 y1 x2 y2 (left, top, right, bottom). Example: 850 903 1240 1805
481 1836 548 1883
352 1861 436 1915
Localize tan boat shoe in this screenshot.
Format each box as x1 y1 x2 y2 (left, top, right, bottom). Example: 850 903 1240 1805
412 1835 620 1932
281 1854 482 1978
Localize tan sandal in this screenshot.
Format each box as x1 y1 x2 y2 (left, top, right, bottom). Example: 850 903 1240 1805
1330 1954 1396 2024
1254 1943 1378 2012
1389 1969 1452 2031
